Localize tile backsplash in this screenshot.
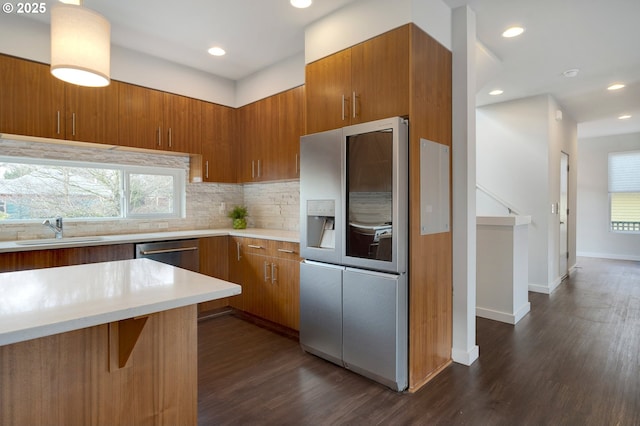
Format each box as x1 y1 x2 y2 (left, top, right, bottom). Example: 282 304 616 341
0 138 300 241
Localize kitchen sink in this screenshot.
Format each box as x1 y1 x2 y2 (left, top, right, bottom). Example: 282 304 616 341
15 236 105 246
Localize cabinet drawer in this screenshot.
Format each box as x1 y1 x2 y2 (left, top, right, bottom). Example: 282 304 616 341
240 237 273 256
272 241 300 261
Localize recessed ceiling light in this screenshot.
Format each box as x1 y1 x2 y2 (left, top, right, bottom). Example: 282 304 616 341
562 68 580 78
207 47 226 56
290 0 312 8
489 89 504 96
618 114 632 120
607 83 625 91
502 26 524 38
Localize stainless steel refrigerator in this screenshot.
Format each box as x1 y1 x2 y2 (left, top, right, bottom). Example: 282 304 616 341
299 117 408 391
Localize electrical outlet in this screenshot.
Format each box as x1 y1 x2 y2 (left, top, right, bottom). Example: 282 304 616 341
219 202 226 214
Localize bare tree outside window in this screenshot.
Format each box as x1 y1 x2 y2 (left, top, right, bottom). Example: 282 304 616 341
0 159 184 221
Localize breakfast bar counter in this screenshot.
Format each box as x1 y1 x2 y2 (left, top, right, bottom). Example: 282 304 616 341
0 259 241 425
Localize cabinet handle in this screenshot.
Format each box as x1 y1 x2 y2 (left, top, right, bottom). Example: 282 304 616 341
236 241 241 261
251 160 255 179
277 248 295 254
352 91 357 118
205 160 209 179
257 160 261 178
295 154 299 176
264 261 270 282
341 94 346 121
168 127 172 148
56 111 61 135
157 127 162 147
271 263 277 283
248 244 264 249
72 112 76 136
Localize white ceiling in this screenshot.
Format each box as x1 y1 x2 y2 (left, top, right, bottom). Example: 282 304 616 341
445 0 640 139
23 0 640 139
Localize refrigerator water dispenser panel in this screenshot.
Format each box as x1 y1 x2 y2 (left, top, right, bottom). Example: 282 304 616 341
306 200 336 249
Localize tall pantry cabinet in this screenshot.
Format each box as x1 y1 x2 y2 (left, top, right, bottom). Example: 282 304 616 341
304 23 453 392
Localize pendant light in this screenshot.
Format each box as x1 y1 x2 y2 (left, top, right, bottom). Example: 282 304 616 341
50 2 111 87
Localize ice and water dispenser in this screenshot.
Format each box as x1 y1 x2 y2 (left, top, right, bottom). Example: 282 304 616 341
306 200 336 250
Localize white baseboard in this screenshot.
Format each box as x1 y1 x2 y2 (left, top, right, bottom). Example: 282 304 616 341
476 302 530 325
528 283 551 294
529 276 563 294
451 345 479 366
577 252 640 262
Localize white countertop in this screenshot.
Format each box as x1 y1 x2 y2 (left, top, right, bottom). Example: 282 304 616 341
0 258 241 346
0 228 300 253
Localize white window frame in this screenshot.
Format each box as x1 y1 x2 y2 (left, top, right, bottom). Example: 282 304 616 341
608 150 640 234
0 156 186 222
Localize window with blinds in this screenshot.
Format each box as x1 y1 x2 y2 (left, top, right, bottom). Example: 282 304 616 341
608 150 640 232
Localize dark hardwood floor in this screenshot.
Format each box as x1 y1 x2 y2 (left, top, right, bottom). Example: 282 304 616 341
198 257 640 425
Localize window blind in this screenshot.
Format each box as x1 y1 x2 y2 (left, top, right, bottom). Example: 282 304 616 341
608 150 640 192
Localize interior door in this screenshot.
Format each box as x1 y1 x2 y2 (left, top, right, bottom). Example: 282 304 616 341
559 152 569 278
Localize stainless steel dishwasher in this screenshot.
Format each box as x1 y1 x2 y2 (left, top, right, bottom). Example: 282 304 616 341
135 239 200 272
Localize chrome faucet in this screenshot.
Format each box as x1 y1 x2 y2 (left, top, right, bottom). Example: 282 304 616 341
43 217 64 239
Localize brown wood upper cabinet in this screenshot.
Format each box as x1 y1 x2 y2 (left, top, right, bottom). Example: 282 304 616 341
201 102 236 183
118 83 202 153
305 25 410 134
237 86 305 183
0 54 119 144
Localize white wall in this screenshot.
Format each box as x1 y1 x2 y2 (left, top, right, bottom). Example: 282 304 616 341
451 5 479 366
305 0 451 64
235 53 305 107
577 132 640 261
476 94 578 293
547 96 578 281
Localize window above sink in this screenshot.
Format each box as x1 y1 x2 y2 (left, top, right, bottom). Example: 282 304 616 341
0 156 186 222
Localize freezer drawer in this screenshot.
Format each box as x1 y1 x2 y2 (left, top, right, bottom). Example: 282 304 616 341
299 261 344 366
343 268 407 391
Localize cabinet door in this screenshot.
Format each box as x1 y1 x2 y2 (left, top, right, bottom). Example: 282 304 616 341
199 236 229 279
202 102 235 183
271 86 305 180
305 48 351 134
198 236 231 314
0 54 65 139
118 83 164 149
350 25 410 123
236 102 256 183
228 237 246 310
237 97 277 182
270 256 300 330
163 92 202 153
64 81 120 145
241 240 272 318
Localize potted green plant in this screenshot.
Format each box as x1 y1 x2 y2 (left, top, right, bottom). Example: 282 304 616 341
228 205 248 229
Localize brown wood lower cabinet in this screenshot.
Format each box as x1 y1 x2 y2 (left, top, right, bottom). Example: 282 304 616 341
228 237 300 331
197 236 232 314
0 244 134 273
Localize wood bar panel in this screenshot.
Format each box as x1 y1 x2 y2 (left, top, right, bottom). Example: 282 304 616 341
0 305 197 426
